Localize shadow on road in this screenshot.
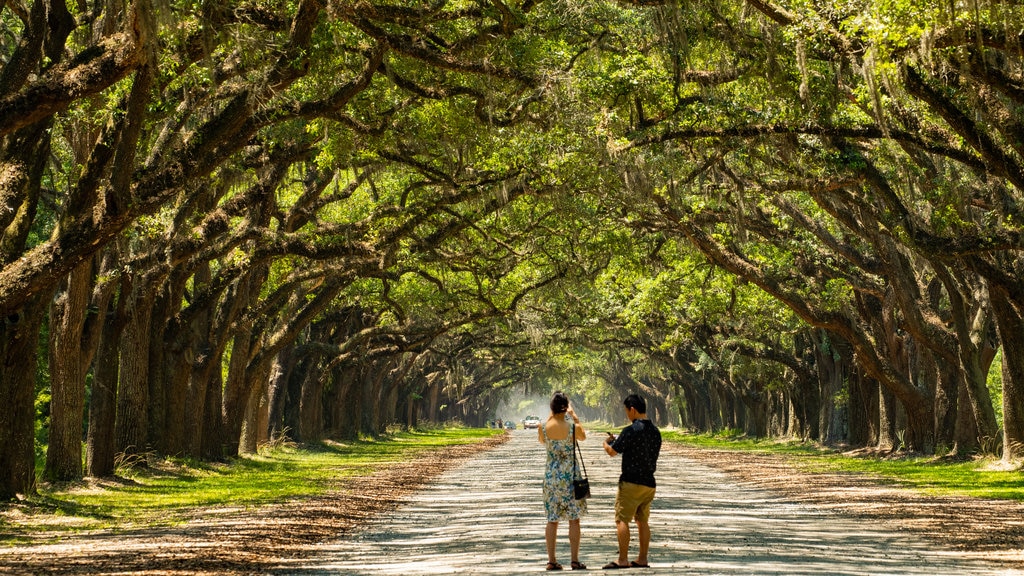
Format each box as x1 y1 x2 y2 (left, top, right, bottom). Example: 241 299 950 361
273 429 1020 575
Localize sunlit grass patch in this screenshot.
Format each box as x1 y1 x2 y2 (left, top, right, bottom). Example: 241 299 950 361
802 453 1024 501
3 428 504 538
663 430 827 455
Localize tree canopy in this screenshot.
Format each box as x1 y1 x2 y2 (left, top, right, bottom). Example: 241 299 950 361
2 0 1024 497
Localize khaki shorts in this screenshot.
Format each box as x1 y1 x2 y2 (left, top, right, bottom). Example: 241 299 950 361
614 481 656 524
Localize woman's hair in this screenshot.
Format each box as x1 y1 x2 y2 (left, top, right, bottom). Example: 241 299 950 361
550 391 569 414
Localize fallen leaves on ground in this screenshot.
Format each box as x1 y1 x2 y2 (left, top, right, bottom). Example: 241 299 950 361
4 437 1023 574
669 444 1024 569
0 434 509 575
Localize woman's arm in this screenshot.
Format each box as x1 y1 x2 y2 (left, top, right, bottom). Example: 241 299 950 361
568 408 586 441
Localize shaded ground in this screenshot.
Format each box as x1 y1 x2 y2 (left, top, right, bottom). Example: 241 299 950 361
275 432 1023 575
0 435 509 575
672 445 1024 569
1 432 1022 575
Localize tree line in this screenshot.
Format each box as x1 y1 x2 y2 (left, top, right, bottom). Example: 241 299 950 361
606 0 1024 459
2 0 1023 499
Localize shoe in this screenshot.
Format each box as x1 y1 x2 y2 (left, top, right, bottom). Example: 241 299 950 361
571 561 587 570
602 561 630 569
547 562 564 570
630 561 650 568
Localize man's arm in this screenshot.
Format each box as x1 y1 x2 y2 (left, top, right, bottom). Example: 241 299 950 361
603 432 619 456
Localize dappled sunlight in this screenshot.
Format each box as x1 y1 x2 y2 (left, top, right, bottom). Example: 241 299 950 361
275 430 1018 575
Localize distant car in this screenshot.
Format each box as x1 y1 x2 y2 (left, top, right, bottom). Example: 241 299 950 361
504 421 516 430
523 416 541 429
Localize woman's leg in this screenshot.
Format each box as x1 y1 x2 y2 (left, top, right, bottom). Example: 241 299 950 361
546 521 559 563
569 519 581 562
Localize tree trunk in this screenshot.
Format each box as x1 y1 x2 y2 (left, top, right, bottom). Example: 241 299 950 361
765 388 784 437
383 384 400 431
790 371 820 440
955 300 999 448
991 286 1024 461
406 390 419 429
715 386 732 432
159 332 192 456
362 364 388 435
115 289 155 459
930 349 958 452
745 387 767 437
221 331 253 456
183 262 219 458
785 394 800 438
220 268 271 456
954 376 980 454
267 349 296 440
87 296 122 477
256 381 269 446
707 378 724 432
878 384 898 450
282 355 304 441
848 369 879 447
0 119 52 496
184 346 215 458
299 366 326 443
427 378 442 424
0 296 45 498
337 366 362 439
813 332 846 444
45 260 93 480
962 355 999 447
671 382 691 430
145 284 176 455
201 365 225 460
239 384 261 455
239 360 272 454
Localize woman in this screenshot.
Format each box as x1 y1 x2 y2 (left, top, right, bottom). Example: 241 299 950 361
538 391 588 570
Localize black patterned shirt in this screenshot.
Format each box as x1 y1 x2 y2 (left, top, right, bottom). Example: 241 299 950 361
610 419 661 488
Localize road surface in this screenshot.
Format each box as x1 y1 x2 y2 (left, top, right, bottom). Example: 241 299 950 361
272 429 1020 575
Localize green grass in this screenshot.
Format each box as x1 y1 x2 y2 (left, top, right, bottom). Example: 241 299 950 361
665 430 1024 502
2 428 502 538
663 430 827 455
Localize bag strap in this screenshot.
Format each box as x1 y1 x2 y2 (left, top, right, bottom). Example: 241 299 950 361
572 423 588 479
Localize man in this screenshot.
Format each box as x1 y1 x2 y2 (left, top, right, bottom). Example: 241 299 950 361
602 394 662 570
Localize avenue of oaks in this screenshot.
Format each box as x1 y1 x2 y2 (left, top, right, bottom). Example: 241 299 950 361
2 0 1024 498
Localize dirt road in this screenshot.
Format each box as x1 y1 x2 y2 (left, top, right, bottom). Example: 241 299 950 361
272 429 1021 575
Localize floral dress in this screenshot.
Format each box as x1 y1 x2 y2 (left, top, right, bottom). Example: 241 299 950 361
542 416 587 522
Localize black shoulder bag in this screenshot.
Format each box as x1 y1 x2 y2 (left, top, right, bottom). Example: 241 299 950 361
572 425 591 500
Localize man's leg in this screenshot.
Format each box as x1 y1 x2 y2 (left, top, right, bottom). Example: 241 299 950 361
615 520 631 565
632 486 656 566
635 519 651 565
608 483 639 569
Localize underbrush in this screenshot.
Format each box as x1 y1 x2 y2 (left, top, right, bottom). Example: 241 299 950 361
666 430 1024 502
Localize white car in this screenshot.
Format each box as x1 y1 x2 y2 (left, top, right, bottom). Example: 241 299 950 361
523 416 541 429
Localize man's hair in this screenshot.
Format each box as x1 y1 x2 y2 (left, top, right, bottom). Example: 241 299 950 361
550 391 569 414
623 394 646 413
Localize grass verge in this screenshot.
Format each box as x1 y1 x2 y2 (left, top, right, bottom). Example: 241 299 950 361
664 430 1024 502
1 428 502 539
